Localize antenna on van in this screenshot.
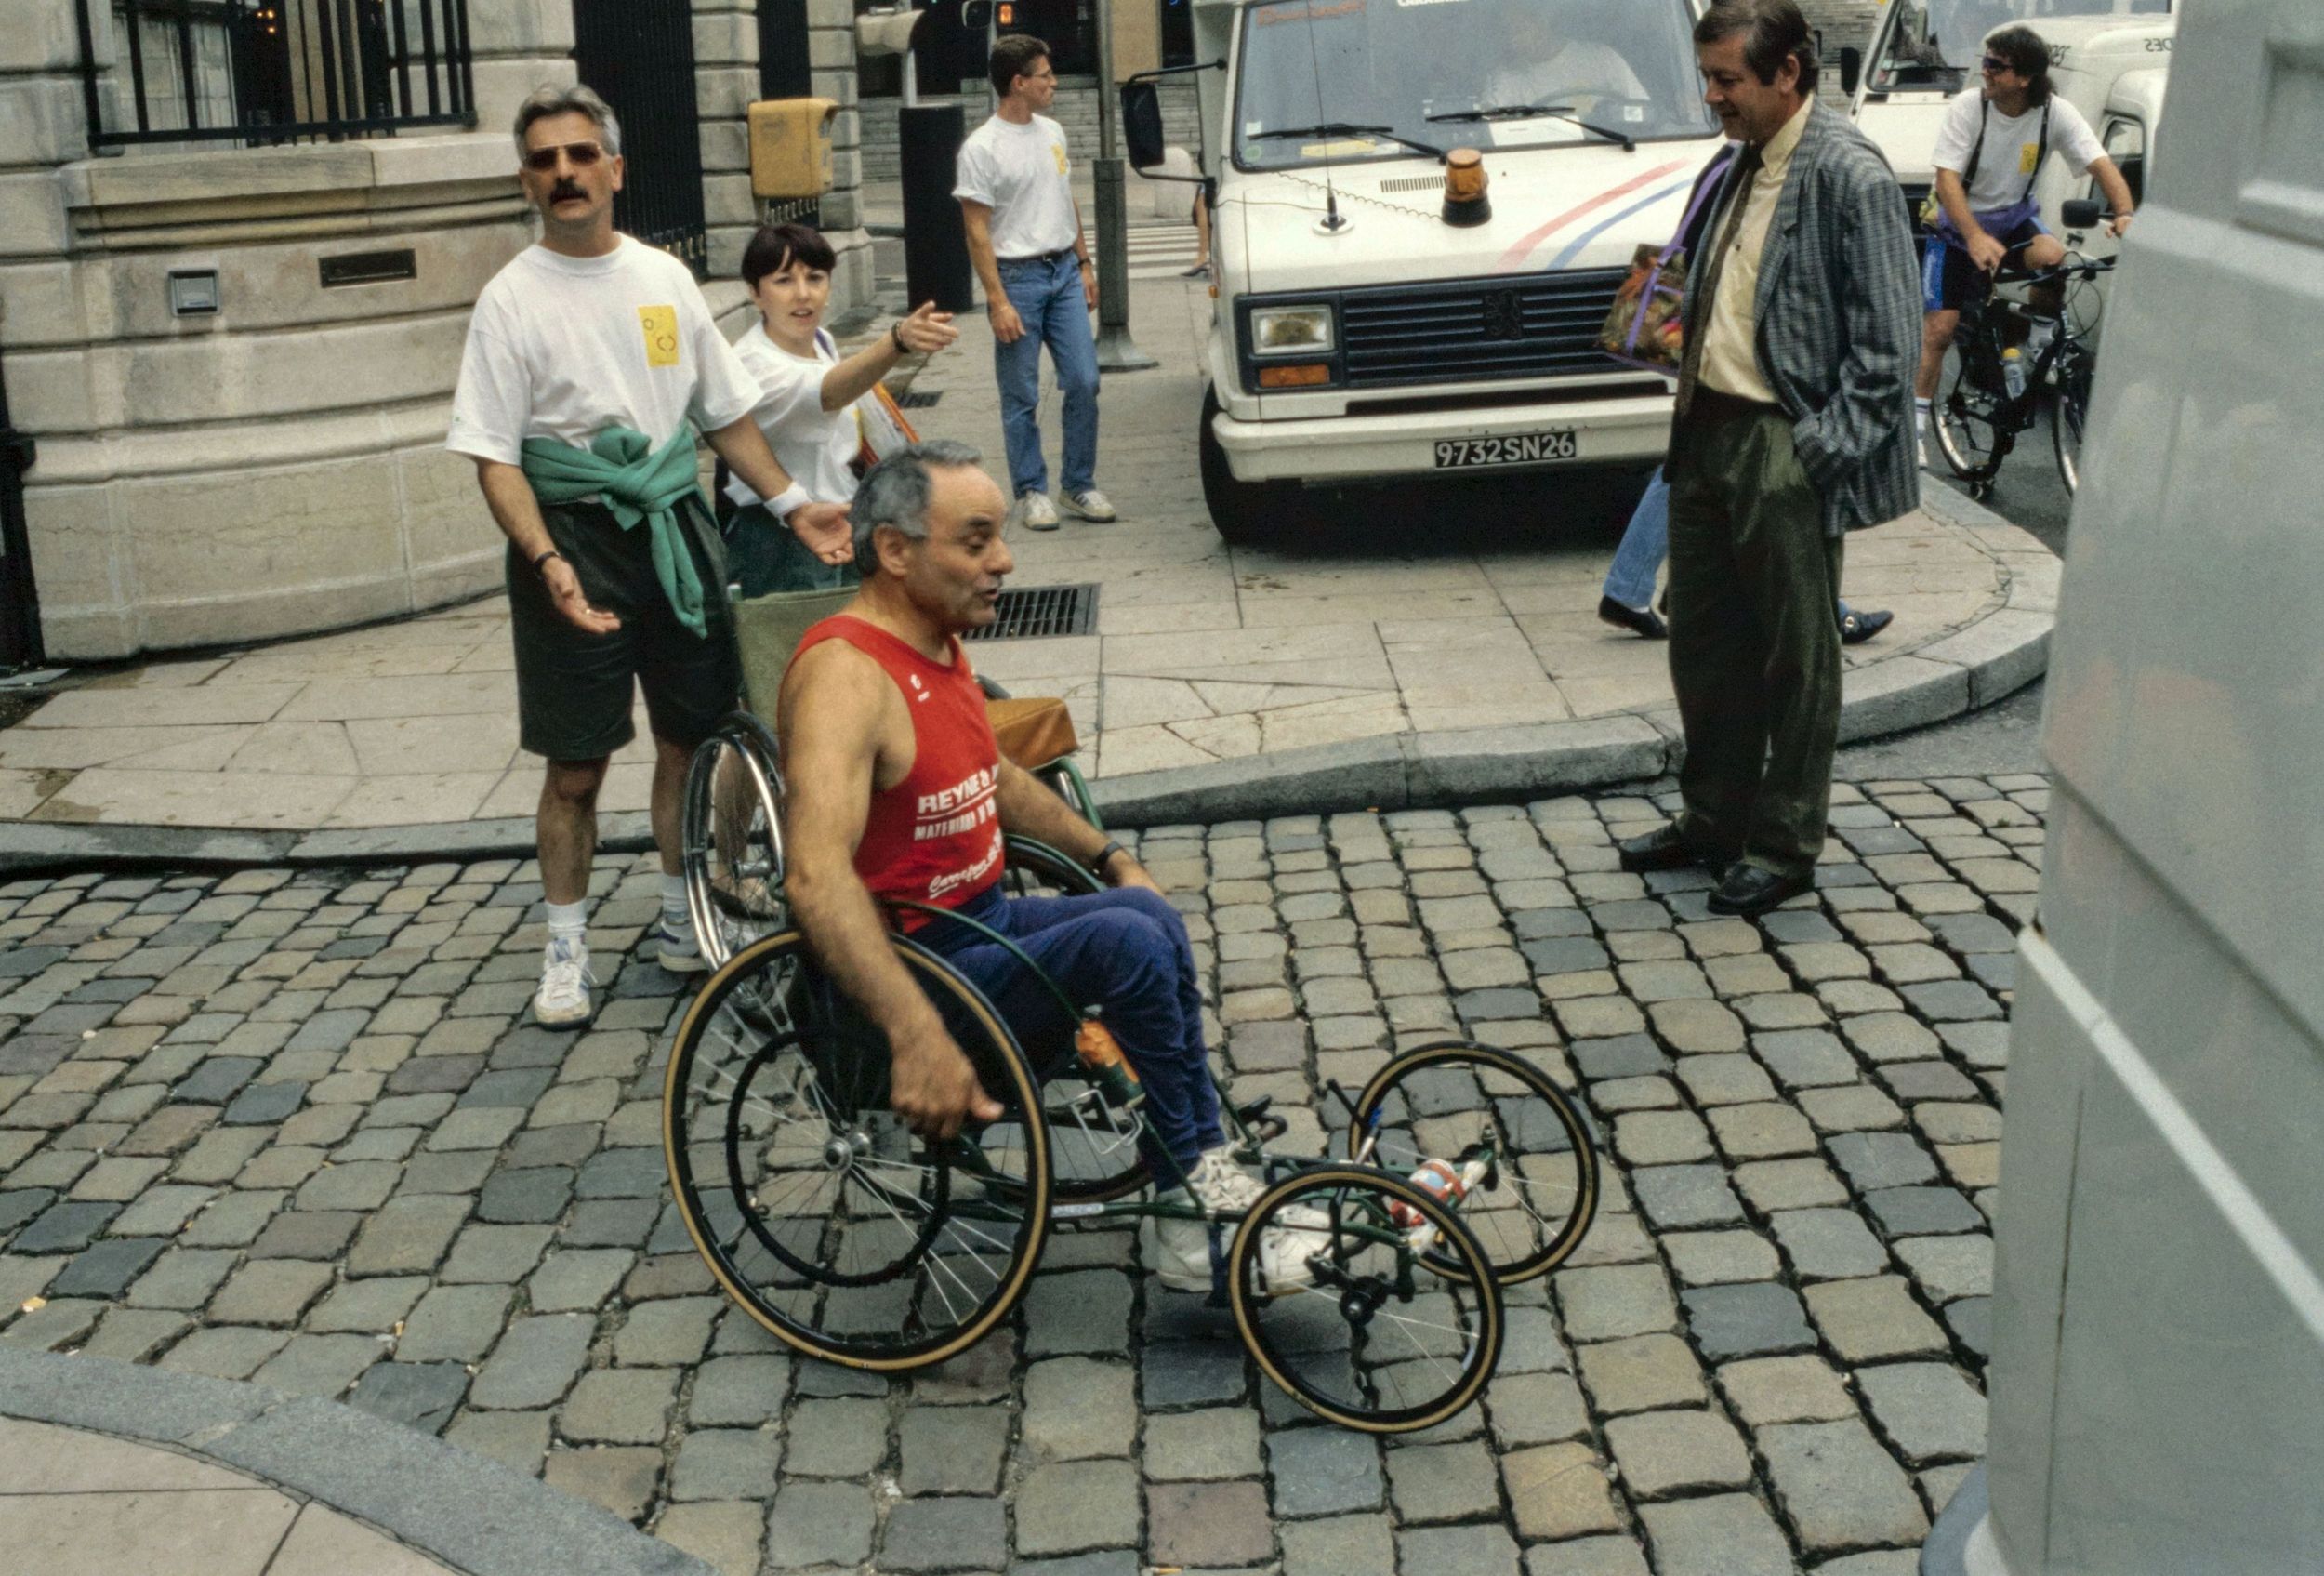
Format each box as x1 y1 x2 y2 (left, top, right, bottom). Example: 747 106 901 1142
1299 1 1349 232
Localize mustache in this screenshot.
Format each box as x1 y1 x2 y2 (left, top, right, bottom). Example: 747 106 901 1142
549 181 585 203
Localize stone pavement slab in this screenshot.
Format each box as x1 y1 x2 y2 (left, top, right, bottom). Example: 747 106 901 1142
0 773 2038 1570
0 269 2052 836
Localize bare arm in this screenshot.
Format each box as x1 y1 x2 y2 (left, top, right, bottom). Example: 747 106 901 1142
475 458 617 634
702 416 852 564
818 303 958 413
779 643 1000 1138
2086 154 2136 236
994 760 1158 894
960 201 1025 345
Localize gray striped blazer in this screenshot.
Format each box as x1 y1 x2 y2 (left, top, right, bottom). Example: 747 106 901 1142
1684 101 1922 535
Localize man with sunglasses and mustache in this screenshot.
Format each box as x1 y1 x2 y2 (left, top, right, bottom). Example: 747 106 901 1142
448 85 852 1029
1913 24 2135 462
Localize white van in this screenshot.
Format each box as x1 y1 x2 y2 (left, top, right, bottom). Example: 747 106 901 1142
1919 0 2324 1570
1123 0 1725 543
1842 0 2172 234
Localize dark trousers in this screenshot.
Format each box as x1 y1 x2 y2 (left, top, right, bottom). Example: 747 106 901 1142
1665 391 1843 881
919 883 1222 1175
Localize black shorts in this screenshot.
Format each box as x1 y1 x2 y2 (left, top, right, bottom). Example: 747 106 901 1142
1921 216 2048 313
508 498 738 762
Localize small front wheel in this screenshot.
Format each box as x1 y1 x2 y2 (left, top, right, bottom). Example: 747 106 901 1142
1228 1164 1505 1434
680 713 786 971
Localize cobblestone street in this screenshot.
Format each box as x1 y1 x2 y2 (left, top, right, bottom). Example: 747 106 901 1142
0 773 2045 1575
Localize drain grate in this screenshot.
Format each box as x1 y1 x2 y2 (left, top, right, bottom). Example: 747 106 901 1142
964 583 1099 642
895 390 943 409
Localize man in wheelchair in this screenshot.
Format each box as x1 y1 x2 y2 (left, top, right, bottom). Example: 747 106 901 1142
777 442 1318 1290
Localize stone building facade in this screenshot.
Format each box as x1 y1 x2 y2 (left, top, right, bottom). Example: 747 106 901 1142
2 0 868 663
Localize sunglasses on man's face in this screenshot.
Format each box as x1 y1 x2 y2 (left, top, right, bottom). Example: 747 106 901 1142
1980 56 2013 74
523 140 605 172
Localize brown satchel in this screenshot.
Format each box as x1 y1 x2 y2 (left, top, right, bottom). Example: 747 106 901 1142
985 695 1079 771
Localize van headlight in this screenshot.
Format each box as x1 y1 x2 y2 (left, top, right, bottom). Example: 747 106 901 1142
1249 305 1335 355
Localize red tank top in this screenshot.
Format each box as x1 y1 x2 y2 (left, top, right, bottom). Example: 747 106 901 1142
795 614 1004 931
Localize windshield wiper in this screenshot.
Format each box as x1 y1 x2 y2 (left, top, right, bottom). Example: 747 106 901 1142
1425 101 1635 152
1252 122 1447 162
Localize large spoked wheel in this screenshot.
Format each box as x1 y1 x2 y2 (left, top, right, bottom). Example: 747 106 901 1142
681 713 787 971
981 837 1151 1205
1932 337 2012 489
1343 1040 1599 1284
1229 1164 1505 1434
663 930 1050 1370
2052 340 2094 495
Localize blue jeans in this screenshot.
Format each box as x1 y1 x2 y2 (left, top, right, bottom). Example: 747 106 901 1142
994 253 1101 498
1604 465 1855 624
920 882 1221 1174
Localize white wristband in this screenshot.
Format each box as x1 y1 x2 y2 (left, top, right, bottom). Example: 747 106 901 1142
768 483 813 523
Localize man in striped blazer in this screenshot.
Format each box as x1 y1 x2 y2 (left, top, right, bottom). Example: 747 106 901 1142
1618 0 1921 919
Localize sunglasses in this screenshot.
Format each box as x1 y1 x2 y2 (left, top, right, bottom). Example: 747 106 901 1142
522 140 606 172
1980 55 2013 74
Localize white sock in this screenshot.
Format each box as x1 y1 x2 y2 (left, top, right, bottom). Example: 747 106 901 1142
546 899 588 957
659 872 690 931
1914 398 1931 438
2026 317 2056 353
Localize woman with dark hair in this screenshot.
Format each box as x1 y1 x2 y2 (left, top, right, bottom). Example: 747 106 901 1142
725 222 960 594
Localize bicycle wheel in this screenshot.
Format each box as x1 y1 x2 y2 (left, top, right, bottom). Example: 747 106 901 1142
1924 330 2017 485
978 837 1152 1205
2052 340 2094 495
681 713 786 971
663 930 1050 1370
1229 1164 1504 1434
1342 1040 1599 1284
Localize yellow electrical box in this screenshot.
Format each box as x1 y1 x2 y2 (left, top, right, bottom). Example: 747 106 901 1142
749 98 838 200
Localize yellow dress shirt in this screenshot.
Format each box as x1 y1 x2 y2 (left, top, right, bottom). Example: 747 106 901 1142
1697 97 1814 404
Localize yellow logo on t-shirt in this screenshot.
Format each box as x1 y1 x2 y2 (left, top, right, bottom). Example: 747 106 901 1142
639 305 681 367
1052 143 1068 176
2018 141 2040 175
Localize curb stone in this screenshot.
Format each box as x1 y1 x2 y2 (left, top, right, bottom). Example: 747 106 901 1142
0 1346 713 1576
0 491 2049 872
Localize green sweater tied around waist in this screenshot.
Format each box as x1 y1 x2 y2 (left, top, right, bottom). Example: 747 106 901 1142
520 425 716 638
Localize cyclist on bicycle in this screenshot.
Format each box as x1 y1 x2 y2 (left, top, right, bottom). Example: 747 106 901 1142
1912 24 2135 462
777 441 1321 1291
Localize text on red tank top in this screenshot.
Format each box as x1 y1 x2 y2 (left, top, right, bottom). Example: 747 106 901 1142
794 614 1004 929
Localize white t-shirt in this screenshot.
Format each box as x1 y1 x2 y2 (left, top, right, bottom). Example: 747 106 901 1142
1931 90 2105 213
725 325 865 510
1486 41 1650 110
445 236 760 465
953 114 1080 259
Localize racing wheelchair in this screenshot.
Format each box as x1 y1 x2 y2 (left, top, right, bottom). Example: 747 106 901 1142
660 897 1604 1432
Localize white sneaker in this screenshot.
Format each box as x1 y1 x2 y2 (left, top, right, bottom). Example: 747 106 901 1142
1153 1146 1326 1293
534 935 596 1028
1014 493 1061 532
654 915 706 975
1061 488 1117 523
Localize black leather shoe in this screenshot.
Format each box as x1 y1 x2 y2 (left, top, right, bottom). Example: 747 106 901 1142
1598 595 1668 641
1839 608 1895 644
1618 824 1709 873
1707 863 1816 918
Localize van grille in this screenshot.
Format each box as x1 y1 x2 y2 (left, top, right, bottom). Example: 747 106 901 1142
1337 268 1630 388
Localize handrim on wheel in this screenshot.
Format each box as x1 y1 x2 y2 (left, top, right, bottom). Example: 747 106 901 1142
662 928 1050 1370
1228 1163 1505 1434
1343 1040 1599 1284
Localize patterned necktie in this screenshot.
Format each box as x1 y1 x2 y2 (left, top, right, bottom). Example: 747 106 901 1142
1675 141 1764 417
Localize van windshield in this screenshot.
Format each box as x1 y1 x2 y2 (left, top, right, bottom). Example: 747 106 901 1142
1870 0 2173 94
1234 0 1716 170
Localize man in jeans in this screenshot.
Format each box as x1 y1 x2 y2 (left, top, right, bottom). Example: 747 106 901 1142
955 34 1116 532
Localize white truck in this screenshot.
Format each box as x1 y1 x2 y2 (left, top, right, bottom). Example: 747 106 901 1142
1120 0 1726 543
1840 0 2173 238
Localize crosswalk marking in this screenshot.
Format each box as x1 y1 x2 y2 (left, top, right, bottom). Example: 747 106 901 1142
1102 222 1207 282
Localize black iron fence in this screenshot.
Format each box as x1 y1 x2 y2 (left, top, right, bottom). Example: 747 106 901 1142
76 0 475 149
574 0 708 276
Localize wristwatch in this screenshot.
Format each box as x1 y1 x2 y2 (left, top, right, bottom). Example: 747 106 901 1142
531 548 566 576
1089 839 1129 877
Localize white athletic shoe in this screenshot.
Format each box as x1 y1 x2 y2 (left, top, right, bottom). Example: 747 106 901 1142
1014 492 1061 532
1061 488 1118 523
654 916 706 975
534 935 596 1028
1153 1146 1327 1293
